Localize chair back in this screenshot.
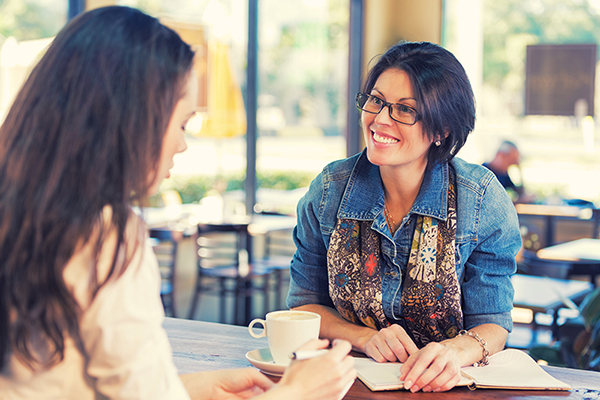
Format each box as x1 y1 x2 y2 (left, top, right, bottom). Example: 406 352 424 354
196 222 248 269
149 228 181 317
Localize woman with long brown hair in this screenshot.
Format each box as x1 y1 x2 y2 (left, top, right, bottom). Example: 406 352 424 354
0 6 355 399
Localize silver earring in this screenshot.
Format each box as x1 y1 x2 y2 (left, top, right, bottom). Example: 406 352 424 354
435 140 441 147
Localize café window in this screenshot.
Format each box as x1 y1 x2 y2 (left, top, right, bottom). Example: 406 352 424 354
443 0 600 206
0 0 67 119
118 0 349 214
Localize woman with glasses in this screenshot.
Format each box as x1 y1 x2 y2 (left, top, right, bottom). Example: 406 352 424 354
0 6 356 400
288 41 521 392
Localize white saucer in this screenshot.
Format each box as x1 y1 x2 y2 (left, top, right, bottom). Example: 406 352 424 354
245 348 287 376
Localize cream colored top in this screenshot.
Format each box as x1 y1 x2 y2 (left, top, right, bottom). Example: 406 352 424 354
0 211 190 399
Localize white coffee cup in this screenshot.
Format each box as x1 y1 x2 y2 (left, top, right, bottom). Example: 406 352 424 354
248 310 321 366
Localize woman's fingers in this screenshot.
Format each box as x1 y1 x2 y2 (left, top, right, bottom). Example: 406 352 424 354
388 325 418 361
399 342 461 393
280 339 356 400
364 325 418 363
408 360 453 393
328 338 353 360
294 338 331 352
290 338 351 364
364 334 396 362
423 370 461 393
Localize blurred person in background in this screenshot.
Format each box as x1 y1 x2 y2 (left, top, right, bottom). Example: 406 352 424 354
0 6 355 400
483 140 534 203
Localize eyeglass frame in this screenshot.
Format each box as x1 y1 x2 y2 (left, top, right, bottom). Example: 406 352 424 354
355 92 421 126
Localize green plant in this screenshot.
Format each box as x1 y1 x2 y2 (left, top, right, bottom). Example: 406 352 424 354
149 171 316 206
148 175 217 206
574 287 600 370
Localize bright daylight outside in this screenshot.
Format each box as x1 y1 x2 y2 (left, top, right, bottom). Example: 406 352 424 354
2 0 600 215
1 0 600 385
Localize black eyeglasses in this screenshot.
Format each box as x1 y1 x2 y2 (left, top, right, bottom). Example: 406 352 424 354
355 92 420 126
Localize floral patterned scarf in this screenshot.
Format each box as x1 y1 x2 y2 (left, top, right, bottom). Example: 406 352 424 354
327 168 463 347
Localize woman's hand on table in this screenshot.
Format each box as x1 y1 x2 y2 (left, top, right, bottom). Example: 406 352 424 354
182 338 355 400
181 368 274 400
361 324 419 363
398 325 507 392
276 338 356 400
358 324 462 393
398 342 463 393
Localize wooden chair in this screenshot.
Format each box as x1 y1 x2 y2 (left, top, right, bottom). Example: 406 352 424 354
148 228 181 317
514 247 597 345
187 222 273 325
256 228 296 310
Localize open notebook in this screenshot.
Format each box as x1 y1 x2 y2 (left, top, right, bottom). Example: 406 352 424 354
354 349 571 392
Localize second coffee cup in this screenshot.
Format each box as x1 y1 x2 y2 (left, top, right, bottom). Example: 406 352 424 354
248 310 321 366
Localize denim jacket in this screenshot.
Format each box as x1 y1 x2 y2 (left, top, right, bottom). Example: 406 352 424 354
287 150 521 332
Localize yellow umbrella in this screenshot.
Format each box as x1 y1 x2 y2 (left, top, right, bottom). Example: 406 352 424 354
193 40 246 138
159 18 245 138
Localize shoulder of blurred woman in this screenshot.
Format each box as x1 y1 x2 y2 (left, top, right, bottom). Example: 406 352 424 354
63 205 146 308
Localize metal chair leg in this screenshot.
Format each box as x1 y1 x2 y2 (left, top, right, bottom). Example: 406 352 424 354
274 270 282 310
264 274 270 316
187 280 201 319
219 277 228 323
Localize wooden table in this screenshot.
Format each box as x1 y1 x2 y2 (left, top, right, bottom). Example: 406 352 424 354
141 205 297 324
537 238 600 286
515 204 600 250
515 204 587 248
512 274 594 341
141 205 296 258
512 274 594 315
196 213 296 325
164 317 600 399
537 238 600 262
139 204 204 232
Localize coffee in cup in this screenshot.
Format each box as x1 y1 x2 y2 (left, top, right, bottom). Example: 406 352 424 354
248 310 321 365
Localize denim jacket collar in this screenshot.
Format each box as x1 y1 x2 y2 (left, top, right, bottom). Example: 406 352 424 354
337 150 449 222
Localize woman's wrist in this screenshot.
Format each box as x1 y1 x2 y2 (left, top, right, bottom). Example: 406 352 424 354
457 330 489 367
351 326 378 353
267 381 298 399
307 305 376 353
440 336 474 367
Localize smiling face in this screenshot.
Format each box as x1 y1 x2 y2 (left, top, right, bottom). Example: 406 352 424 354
362 68 434 173
148 71 198 195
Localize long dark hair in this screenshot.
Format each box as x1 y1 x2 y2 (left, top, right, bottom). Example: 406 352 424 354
363 41 475 166
0 6 194 368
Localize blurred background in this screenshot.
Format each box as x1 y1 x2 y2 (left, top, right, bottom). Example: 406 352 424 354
2 0 600 213
3 1 600 363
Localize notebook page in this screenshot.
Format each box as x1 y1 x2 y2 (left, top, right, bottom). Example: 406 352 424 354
353 358 403 390
461 349 571 390
353 357 471 391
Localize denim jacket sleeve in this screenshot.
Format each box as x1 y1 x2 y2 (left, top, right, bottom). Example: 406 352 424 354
455 161 521 332
287 169 336 308
288 156 522 334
